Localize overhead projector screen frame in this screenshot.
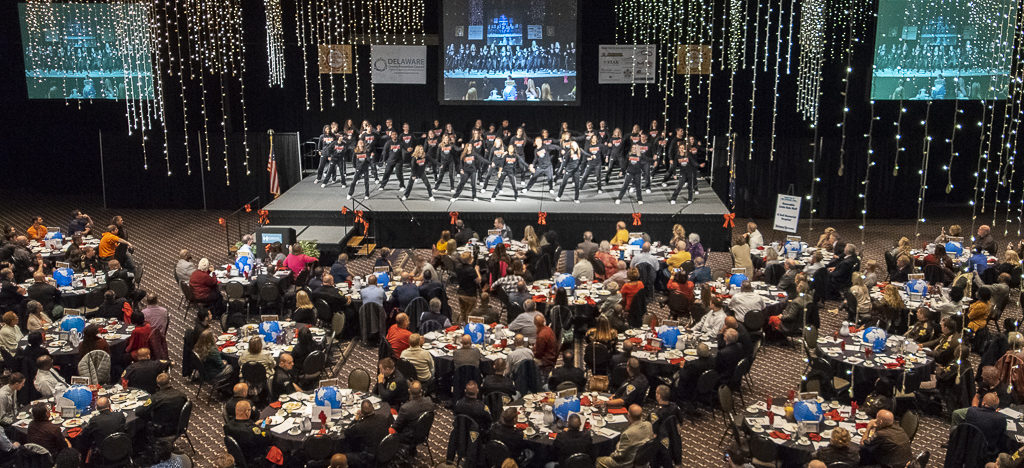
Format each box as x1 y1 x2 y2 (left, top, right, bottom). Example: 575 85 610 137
438 0 581 106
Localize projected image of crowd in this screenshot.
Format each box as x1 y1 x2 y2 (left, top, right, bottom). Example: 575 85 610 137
443 42 577 78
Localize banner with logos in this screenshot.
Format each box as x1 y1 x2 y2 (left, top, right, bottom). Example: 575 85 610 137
598 45 656 84
317 45 353 74
371 45 427 84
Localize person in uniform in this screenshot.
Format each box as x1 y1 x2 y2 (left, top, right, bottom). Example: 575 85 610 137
452 380 492 429
580 134 606 193
272 353 302 399
489 139 526 202
344 400 393 467
379 129 406 190
615 142 646 205
374 357 409 408
392 380 434 444
136 373 188 438
433 134 462 193
223 400 273 468
452 140 483 201
556 139 584 203
78 397 127 454
650 385 683 467
347 140 373 200
598 357 649 408
524 136 558 193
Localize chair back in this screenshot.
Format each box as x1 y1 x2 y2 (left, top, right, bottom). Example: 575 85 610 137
506 302 524 323
14 444 53 468
347 368 371 393
331 312 346 339
749 435 778 465
376 433 403 464
718 385 735 415
511 358 542 395
177 400 193 437
584 342 611 375
445 414 481 464
241 361 269 390
259 284 281 303
666 290 691 321
404 297 430 330
379 338 396 360
107 279 129 299
77 349 111 385
916 450 931 467
609 363 629 389
944 423 990 468
84 288 106 309
743 310 765 332
632 439 658 466
358 302 387 344
901 410 920 441
453 365 482 401
223 282 245 301
409 411 435 445
694 369 721 402
97 432 132 465
313 299 332 324
483 440 511 467
732 357 753 389
763 263 785 285
224 436 249 468
395 359 418 382
302 434 338 462
302 350 326 376
884 251 898 276
563 453 593 468
484 392 510 420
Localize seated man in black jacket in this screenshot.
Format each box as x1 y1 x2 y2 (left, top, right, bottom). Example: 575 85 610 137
671 343 715 410
481 358 516 397
552 413 593 465
225 383 257 422
223 400 272 468
715 329 745 386
344 400 393 467
136 373 188 438
272 353 303 398
453 380 492 429
548 351 587 392
828 245 860 294
392 381 434 444
105 259 144 302
490 408 533 465
78 397 127 455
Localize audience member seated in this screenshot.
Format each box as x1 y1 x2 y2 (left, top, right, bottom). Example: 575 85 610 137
330 253 352 282
453 380 492 429
401 333 435 384
189 258 225 316
374 357 409 407
136 373 188 438
0 312 22 353
715 329 744 385
811 427 859 466
283 243 318 279
509 301 543 339
292 290 316 325
34 355 68 398
141 293 168 336
548 351 586 392
79 323 111 358
291 327 317 371
223 400 273 468
534 314 557 374
26 402 68 457
728 281 764 322
453 334 482 369
604 261 629 288
859 409 913 467
27 272 61 319
122 348 169 394
505 334 535 375
386 313 413 357
671 343 714 411
730 236 753 277
359 274 386 306
125 311 153 360
175 249 197 283
471 292 499 324
619 268 645 313
968 286 993 334
482 359 516 397
862 377 895 418
193 329 234 394
552 413 592 465
393 273 421 311
572 249 595 281
238 336 276 381
272 353 302 397
25 300 51 333
392 380 434 443
599 357 648 408
952 366 1010 426
77 396 127 454
905 307 938 343
595 404 653 468
586 315 619 351
691 297 726 336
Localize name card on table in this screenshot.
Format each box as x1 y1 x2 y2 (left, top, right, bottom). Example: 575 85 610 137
71 376 91 386
261 315 279 323
58 332 70 342
731 268 747 276
55 262 70 269
557 388 577 398
319 379 339 389
664 320 679 327
312 405 332 428
469 316 484 324
56 396 75 416
948 236 964 244
786 235 801 244
374 266 390 273
799 392 818 401
487 229 501 236
908 273 925 281
628 232 643 239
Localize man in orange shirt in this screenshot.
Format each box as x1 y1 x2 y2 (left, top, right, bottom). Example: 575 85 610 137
385 313 413 357
98 225 131 262
26 217 46 241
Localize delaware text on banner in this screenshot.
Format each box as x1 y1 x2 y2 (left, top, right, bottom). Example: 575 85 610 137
773 194 802 233
318 45 353 74
267 131 280 198
676 44 712 75
371 45 427 84
598 45 656 84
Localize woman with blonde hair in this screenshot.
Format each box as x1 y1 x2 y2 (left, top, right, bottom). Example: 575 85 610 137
847 274 872 323
435 230 452 256
586 315 618 350
873 284 906 330
292 290 315 324
816 227 837 249
730 236 753 277
670 224 687 247
890 236 912 259
812 426 860 465
522 225 541 253
540 83 553 101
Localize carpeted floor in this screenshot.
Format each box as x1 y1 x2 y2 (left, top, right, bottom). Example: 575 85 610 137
0 192 1003 467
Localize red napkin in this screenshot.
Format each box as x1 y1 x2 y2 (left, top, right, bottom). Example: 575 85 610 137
580 396 591 406
855 423 867 430
989 258 997 263
769 431 791 440
532 295 547 302
585 297 596 305
669 357 685 365
825 410 843 421
390 408 398 416
548 432 558 439
777 293 786 298
269 401 282 409
607 407 627 415
218 341 236 351
266 446 284 466
515 423 529 429
490 323 498 328
66 427 82 438
757 246 765 250
445 326 459 333
808 433 822 441
445 344 456 350
98 328 107 333
388 427 396 434
884 362 900 369
848 326 858 333
628 337 643 344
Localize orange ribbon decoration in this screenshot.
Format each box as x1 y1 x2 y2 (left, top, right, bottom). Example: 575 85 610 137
722 213 736 228
218 217 225 226
353 210 369 235
631 213 642 226
341 206 349 214
354 210 364 225
244 203 252 213
449 211 459 224
538 212 547 225
257 210 270 225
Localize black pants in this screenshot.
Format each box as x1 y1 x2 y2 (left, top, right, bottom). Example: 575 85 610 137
380 159 405 188
491 171 518 198
316 154 330 180
605 157 624 184
453 172 478 199
557 169 581 199
671 167 696 202
525 166 555 191
480 165 499 190
324 158 346 185
403 173 434 198
642 164 652 189
580 164 603 191
617 171 643 201
348 165 372 197
435 161 456 190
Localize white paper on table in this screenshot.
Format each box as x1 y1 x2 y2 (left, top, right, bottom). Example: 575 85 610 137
1008 421 1018 432
838 422 857 432
271 419 296 434
429 349 446 357
1016 435 1024 444
812 441 827 450
605 414 628 424
595 427 620 438
771 437 788 445
746 417 769 426
367 396 382 404
770 405 787 416
1000 408 1023 419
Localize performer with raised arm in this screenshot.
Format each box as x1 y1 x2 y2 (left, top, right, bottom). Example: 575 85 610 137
524 136 558 194
433 134 462 193
579 134 605 193
604 128 626 185
480 137 503 190
347 139 373 200
636 133 655 193
402 146 436 201
489 139 526 202
556 139 583 203
358 121 381 182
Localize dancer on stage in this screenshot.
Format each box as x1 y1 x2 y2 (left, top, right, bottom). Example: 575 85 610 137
452 144 481 201
604 128 625 185
615 143 645 205
433 134 461 193
489 139 525 202
556 139 583 203
510 126 529 181
322 129 349 188
597 121 610 142
399 122 417 168
347 140 373 200
687 135 708 195
402 146 436 201
579 134 605 193
378 129 406 190
315 125 335 185
358 122 380 182
479 136 503 190
423 129 440 175
666 141 697 205
524 136 557 193
636 133 655 193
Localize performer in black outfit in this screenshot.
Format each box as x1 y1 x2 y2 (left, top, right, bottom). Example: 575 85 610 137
579 134 605 193
489 139 526 201
509 127 529 181
358 122 380 182
636 133 655 193
315 125 334 184
666 141 697 205
604 128 626 185
321 131 348 188
378 129 406 190
687 135 708 195
399 122 416 165
347 140 373 200
423 129 440 175
479 137 503 190
616 143 645 205
402 145 436 201
597 121 610 142
452 143 482 201
556 140 583 203
524 136 557 193
434 134 461 193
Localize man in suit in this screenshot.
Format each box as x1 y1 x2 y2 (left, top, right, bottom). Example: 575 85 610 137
577 231 599 260
717 317 753 357
481 359 516 397
78 397 127 454
651 385 683 468
392 273 421 311
963 392 1006 442
596 404 654 468
392 381 433 444
252 264 283 299
225 383 256 422
418 271 444 301
548 351 587 392
552 413 593 465
121 347 170 394
828 244 860 293
671 343 715 410
105 259 144 301
136 373 188 438
344 400 393 467
490 408 532 464
453 380 492 429
859 409 913 467
715 329 745 386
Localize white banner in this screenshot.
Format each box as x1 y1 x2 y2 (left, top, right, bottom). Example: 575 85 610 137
773 194 802 234
371 45 427 84
598 45 656 84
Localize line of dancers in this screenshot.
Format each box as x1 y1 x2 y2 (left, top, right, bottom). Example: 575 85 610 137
314 118 710 205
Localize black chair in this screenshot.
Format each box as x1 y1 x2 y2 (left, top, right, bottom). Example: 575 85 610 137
301 350 327 381
376 435 404 465
730 357 752 404
943 423 990 468
224 435 249 468
636 262 657 298
763 263 785 285
743 310 765 338
631 439 658 467
405 297 429 331
916 450 931 467
884 251 898 278
693 369 720 415
223 282 246 304
484 391 511 420
584 342 611 375
395 358 419 383
483 440 511 468
409 411 437 465
506 302 524 324
84 288 105 310
901 410 920 442
107 279 129 299
159 400 195 453
665 290 692 323
445 414 481 466
379 338 396 360
563 453 593 468
749 435 779 467
609 363 628 389
302 434 339 464
13 444 52 468
240 361 269 407
258 283 283 316
313 298 332 325
347 368 371 393
96 432 133 467
452 365 482 401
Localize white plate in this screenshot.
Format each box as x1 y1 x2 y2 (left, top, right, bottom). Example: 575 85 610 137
222 346 238 354
750 426 765 433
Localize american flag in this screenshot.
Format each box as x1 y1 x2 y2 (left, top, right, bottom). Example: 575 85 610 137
267 133 280 198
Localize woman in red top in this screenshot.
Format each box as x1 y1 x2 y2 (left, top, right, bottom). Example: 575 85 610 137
594 241 618 280
922 244 955 271
188 258 219 303
619 267 645 312
666 271 695 301
125 311 152 361
283 243 319 278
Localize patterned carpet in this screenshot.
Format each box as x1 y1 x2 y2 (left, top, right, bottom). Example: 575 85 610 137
0 191 1004 467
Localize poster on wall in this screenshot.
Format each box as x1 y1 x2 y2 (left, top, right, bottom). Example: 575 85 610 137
676 44 712 74
318 45 353 74
598 45 656 84
773 194 802 233
371 45 427 84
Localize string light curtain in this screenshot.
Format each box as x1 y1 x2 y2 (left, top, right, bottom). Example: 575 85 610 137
265 0 286 87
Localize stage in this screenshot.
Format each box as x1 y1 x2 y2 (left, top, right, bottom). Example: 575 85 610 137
264 173 732 251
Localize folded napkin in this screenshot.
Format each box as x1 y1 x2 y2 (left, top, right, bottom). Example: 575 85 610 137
515 423 529 429
808 433 822 441
642 345 658 352
218 341 237 351
757 246 765 250
669 357 685 365
580 396 591 406
445 344 457 350
67 427 83 438
585 297 596 305
532 295 547 302
607 407 627 415
445 326 459 333
769 431 791 440
490 323 498 328
884 362 900 369
825 409 843 421
390 408 398 416
777 293 786 298
856 423 867 430
548 432 558 439
628 337 643 344
269 401 282 409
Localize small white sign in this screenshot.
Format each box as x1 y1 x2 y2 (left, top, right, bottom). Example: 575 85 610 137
371 45 427 84
773 194 802 234
598 45 656 84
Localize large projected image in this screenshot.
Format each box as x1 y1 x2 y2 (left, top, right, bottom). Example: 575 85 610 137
18 2 154 100
871 0 1016 100
442 0 578 104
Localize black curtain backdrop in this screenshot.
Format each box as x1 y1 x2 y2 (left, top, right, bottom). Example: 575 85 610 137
0 0 1017 217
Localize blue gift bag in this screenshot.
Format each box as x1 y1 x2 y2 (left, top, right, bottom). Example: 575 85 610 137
944 241 963 257
629 237 645 247
862 327 888 352
375 271 390 289
729 273 748 288
53 268 74 287
464 323 486 343
485 235 504 249
555 274 576 290
793 400 823 422
315 386 342 409
658 327 681 349
553 397 581 421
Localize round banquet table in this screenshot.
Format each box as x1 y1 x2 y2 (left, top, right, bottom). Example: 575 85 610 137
869 282 969 317
816 333 935 401
216 322 329 367
31 237 101 260
19 318 130 379
11 385 149 443
258 390 390 452
20 272 107 309
615 327 718 375
506 391 627 462
741 396 869 468
421 323 511 379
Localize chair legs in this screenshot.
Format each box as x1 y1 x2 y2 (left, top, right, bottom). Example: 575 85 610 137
422 438 435 465
183 432 196 453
